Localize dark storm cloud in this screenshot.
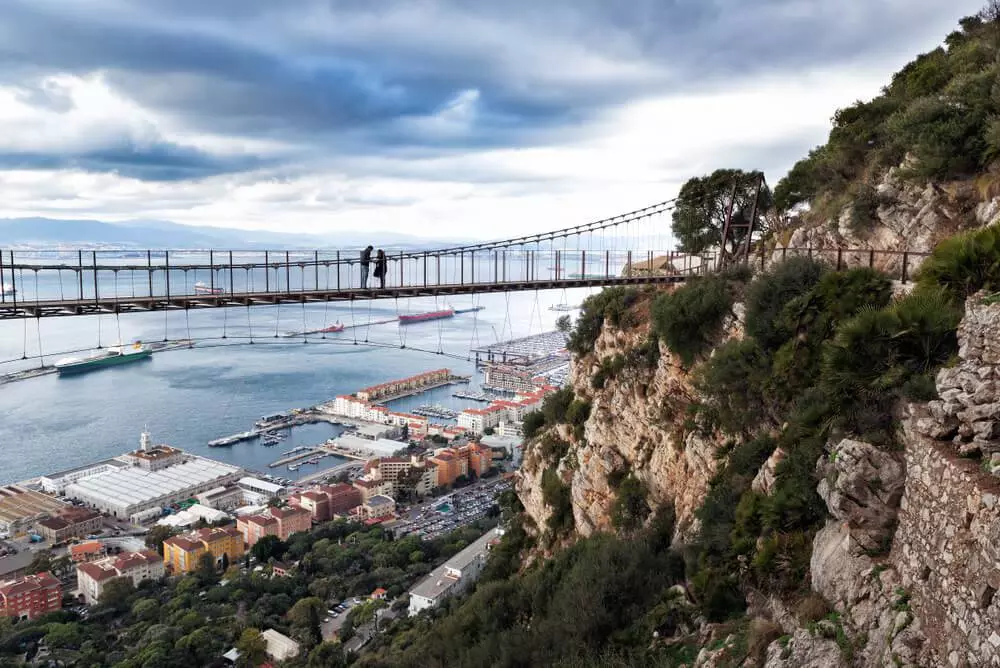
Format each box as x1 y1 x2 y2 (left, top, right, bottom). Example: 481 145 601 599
0 140 267 181
0 0 980 180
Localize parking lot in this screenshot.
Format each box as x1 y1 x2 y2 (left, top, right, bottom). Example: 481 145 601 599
392 478 510 541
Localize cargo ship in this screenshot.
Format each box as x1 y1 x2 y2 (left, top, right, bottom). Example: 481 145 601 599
398 308 455 325
453 306 485 315
318 322 345 333
194 281 224 295
55 343 152 375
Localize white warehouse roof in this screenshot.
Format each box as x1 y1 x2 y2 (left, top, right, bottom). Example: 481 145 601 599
66 458 240 511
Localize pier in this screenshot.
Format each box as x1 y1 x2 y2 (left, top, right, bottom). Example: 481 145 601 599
269 447 324 468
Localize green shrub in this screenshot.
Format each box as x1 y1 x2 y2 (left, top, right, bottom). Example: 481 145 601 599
567 287 640 355
542 387 575 425
917 223 1000 303
888 94 986 180
745 257 827 351
592 355 626 389
651 275 732 366
542 469 574 535
848 183 880 235
539 434 570 462
610 475 651 534
695 339 772 435
522 411 546 440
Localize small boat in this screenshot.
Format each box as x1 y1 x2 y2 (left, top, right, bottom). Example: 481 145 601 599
55 342 152 376
194 281 224 295
288 464 299 472
399 308 455 325
0 283 14 297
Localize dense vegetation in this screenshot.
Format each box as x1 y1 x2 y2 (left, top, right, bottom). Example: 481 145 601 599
0 519 499 668
773 8 1000 217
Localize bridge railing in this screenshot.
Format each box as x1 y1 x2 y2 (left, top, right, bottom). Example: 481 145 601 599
0 248 713 310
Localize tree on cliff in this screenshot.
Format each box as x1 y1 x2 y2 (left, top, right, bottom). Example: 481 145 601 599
671 168 772 256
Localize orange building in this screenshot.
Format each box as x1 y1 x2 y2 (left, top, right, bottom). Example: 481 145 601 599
237 507 311 547
163 526 244 573
70 540 105 563
427 449 468 487
237 515 278 548
460 443 494 478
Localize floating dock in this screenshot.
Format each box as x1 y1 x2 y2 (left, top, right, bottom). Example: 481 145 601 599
471 330 569 367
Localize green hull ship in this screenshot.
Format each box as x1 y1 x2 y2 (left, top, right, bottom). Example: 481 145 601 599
55 344 152 375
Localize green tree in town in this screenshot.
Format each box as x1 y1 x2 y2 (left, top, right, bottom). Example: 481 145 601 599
250 535 287 563
235 628 267 668
144 525 176 556
288 597 325 648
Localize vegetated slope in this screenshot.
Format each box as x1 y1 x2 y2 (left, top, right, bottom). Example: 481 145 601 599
768 9 1000 263
363 7 1000 667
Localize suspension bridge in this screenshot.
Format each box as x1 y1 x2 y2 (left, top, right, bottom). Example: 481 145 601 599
0 191 929 377
0 200 712 321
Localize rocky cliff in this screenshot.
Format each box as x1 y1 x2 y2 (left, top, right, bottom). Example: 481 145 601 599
517 297 740 544
774 167 1000 278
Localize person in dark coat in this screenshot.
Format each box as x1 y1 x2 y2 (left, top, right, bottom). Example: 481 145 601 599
360 245 373 288
373 249 387 289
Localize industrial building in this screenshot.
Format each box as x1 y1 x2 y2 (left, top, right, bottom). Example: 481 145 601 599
408 529 500 616
0 485 68 536
64 455 242 521
36 507 102 542
237 477 284 505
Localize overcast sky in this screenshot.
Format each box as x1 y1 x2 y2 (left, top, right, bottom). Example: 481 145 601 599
0 0 984 240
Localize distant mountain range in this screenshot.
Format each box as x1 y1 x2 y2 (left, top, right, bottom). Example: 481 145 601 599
0 217 464 250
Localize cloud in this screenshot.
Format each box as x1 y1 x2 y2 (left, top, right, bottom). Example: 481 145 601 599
0 0 987 237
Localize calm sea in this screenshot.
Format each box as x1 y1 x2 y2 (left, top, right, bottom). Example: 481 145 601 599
0 288 591 484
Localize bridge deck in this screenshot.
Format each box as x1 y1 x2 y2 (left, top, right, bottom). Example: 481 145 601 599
0 274 687 320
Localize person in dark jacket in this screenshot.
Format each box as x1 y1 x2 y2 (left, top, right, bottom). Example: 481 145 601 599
360 245 373 288
373 249 387 289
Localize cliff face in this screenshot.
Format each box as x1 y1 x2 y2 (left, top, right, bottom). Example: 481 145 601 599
517 302 740 543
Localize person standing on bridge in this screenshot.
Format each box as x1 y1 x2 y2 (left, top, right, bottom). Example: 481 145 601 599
360 245 373 289
374 249 387 289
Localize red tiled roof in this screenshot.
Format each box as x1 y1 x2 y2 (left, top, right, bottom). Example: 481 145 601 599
76 562 117 582
70 541 103 557
164 536 200 552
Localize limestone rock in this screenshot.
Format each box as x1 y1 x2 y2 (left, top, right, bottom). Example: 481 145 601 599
763 629 842 668
752 447 786 496
816 439 905 553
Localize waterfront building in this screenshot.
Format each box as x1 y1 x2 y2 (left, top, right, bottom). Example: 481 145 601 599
332 434 407 458
0 572 62 620
39 460 129 495
408 529 499 616
456 404 506 435
36 507 103 543
76 551 164 605
163 526 244 573
196 485 244 511
0 485 69 536
356 369 451 402
57 435 242 522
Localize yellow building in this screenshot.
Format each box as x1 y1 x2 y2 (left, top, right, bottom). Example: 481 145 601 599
163 526 244 573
